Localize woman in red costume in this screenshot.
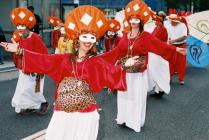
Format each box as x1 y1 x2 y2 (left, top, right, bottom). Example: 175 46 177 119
104 19 121 52
48 16 61 52
1 6 138 140
149 11 170 98
101 0 186 132
10 7 49 115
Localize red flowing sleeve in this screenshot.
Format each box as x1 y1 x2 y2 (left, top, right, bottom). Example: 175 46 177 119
87 57 127 93
100 35 127 65
145 32 177 61
22 50 69 82
31 34 48 54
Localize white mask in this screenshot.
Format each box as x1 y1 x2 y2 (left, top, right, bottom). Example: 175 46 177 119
60 27 65 34
129 18 141 24
79 33 96 43
107 31 116 36
16 25 27 30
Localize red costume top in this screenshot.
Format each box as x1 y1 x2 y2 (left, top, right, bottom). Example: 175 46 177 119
22 50 126 112
151 26 168 42
101 31 176 72
14 33 48 69
104 36 121 52
52 30 61 49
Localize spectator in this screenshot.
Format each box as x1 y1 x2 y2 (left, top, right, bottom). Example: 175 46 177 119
0 26 6 64
28 6 42 34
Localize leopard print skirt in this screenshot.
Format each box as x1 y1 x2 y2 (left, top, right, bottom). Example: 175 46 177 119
56 77 96 113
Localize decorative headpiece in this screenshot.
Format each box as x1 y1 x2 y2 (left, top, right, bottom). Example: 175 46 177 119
64 5 108 42
10 7 36 29
48 16 62 27
125 0 151 24
107 19 121 32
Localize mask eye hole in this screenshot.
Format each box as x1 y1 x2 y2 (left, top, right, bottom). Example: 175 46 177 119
83 35 87 38
91 37 95 39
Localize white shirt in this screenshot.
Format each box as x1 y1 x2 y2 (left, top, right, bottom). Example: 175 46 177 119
166 22 187 45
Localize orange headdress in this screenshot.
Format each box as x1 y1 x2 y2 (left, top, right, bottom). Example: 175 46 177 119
48 16 62 27
125 0 151 24
107 19 121 32
150 10 163 22
64 5 108 40
123 18 130 33
10 7 36 29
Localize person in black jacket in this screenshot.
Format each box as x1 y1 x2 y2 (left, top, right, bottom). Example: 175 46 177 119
28 6 42 34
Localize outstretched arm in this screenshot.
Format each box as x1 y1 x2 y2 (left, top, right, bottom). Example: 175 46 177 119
0 41 68 82
88 56 139 92
146 33 186 61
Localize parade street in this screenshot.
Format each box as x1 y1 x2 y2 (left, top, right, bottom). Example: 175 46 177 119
0 64 209 140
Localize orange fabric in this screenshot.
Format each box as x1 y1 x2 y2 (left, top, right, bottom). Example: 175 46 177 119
64 6 108 40
12 30 23 42
123 18 130 33
10 7 36 29
150 10 163 22
48 16 62 27
107 19 121 32
125 0 151 24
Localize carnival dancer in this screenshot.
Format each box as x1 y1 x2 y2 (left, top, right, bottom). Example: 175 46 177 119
9 7 49 115
149 11 169 98
1 5 139 140
104 19 121 52
48 16 62 53
101 0 186 132
167 14 188 85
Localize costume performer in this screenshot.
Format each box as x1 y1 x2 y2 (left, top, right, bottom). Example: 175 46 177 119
101 0 186 132
167 14 188 85
1 5 139 140
48 16 62 53
104 19 121 52
10 7 49 115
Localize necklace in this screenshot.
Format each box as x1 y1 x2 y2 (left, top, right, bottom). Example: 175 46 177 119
71 55 88 87
127 31 140 56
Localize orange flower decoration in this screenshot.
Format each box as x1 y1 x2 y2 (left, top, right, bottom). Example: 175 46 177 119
48 16 62 27
64 5 108 40
107 19 121 32
125 0 151 24
10 7 36 29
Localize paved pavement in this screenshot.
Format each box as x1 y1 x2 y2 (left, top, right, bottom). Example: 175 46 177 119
0 61 18 81
0 64 209 140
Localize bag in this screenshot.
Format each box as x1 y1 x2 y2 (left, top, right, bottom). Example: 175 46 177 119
120 55 146 72
56 77 96 112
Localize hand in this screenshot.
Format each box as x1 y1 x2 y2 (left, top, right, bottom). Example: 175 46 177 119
169 40 175 44
125 56 139 67
176 47 187 55
0 39 18 53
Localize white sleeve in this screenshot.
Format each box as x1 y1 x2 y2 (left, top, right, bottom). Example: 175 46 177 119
180 23 187 36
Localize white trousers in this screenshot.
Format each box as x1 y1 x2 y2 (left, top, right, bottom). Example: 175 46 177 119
45 110 99 140
116 72 148 132
12 70 46 113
